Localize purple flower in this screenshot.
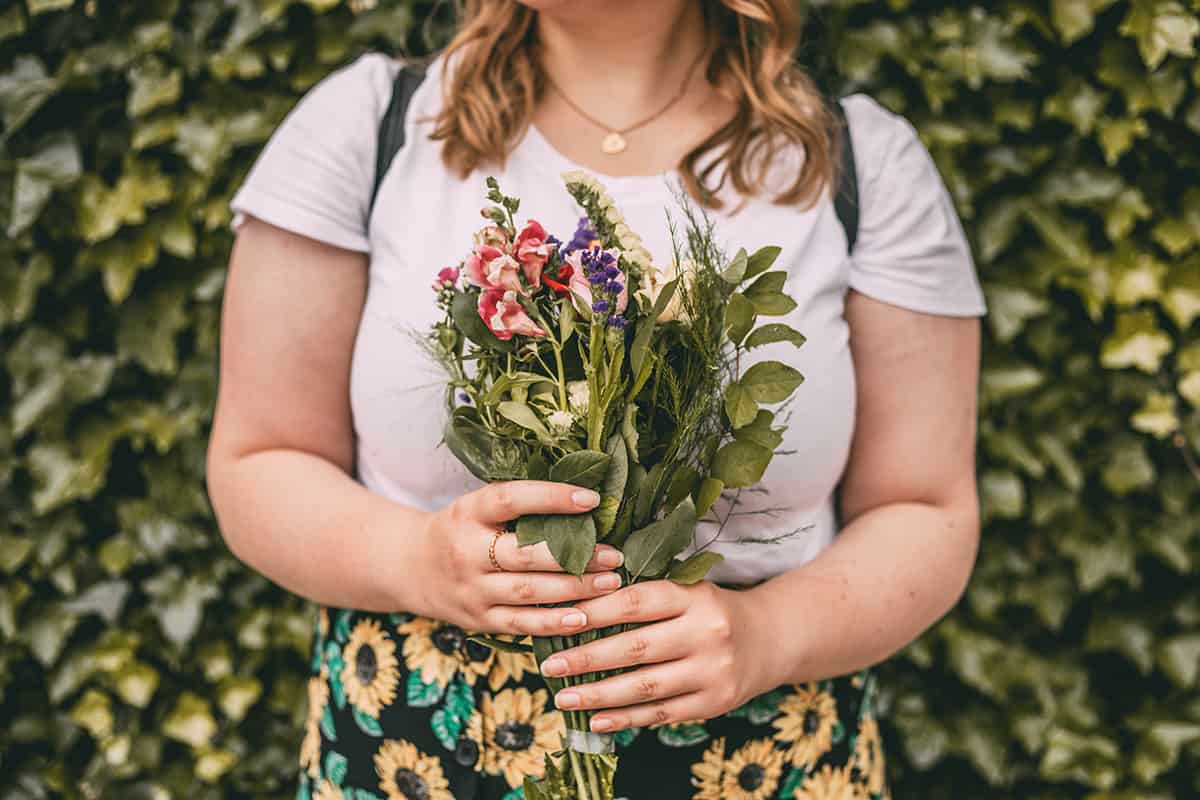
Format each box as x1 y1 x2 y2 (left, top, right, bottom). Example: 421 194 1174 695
565 217 599 254
592 300 610 313
605 280 623 295
606 315 628 329
604 265 620 279
458 392 471 404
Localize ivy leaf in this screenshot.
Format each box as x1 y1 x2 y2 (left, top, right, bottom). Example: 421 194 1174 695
1051 0 1119 44
1100 310 1173 373
1118 0 1199 68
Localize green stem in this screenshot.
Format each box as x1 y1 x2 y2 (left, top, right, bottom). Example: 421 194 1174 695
567 748 590 800
553 343 568 409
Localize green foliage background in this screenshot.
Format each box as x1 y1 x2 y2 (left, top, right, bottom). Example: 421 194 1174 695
1 0 1198 797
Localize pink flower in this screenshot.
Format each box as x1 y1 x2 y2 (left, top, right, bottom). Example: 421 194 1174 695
514 220 552 290
431 266 459 291
464 245 523 294
478 289 546 340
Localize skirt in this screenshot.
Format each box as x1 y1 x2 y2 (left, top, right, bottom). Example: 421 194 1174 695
296 606 891 800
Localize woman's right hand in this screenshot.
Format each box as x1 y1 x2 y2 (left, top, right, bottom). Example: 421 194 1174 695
411 480 625 636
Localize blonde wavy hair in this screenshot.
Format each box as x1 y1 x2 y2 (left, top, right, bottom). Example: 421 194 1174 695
425 0 839 210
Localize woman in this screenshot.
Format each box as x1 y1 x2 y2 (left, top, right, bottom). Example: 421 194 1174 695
206 1 984 798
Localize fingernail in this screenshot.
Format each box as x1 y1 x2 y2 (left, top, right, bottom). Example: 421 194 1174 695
555 691 580 709
597 548 624 568
541 656 567 677
561 612 587 628
594 573 621 591
591 718 613 732
573 489 600 508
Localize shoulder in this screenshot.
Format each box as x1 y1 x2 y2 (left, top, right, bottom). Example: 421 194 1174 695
838 94 930 193
291 51 401 128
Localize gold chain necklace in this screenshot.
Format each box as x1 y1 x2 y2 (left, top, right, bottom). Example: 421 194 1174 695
541 46 708 155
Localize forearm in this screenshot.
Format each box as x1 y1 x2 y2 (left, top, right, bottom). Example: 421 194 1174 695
206 447 435 614
741 497 979 690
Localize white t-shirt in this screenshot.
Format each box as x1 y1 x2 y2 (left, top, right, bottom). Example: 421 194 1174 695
230 51 985 585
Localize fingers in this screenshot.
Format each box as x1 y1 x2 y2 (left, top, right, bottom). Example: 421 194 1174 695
484 571 624 606
483 605 593 638
550 662 705 717
491 534 623 573
588 691 711 734
538 620 690 678
573 581 690 630
464 481 600 525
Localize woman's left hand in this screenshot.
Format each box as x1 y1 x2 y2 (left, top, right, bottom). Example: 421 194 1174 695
536 580 776 733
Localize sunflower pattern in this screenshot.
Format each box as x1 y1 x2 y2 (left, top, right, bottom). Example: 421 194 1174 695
296 606 890 799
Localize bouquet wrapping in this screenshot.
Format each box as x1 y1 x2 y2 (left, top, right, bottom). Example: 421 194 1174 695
425 172 807 799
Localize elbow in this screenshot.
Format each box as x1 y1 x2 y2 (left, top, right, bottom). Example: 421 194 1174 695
204 433 247 563
943 488 981 613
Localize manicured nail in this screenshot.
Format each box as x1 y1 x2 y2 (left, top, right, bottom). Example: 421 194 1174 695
591 718 613 732
555 691 580 709
573 489 600 508
561 612 587 628
596 548 624 568
594 573 621 591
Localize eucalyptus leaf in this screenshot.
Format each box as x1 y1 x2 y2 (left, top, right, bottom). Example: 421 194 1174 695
724 382 758 429
711 440 773 488
740 361 805 403
744 324 807 350
744 245 782 279
721 247 749 283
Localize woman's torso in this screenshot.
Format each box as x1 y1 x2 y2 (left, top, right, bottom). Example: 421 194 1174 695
352 51 860 585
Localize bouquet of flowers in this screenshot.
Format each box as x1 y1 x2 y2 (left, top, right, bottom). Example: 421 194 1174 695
425 172 807 799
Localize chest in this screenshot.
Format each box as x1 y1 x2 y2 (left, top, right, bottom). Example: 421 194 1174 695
349 151 858 517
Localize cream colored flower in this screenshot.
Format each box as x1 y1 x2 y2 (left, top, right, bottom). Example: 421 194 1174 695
566 380 590 414
547 410 575 434
639 258 695 323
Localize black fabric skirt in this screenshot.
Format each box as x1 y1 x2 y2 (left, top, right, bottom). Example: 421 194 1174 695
295 606 891 800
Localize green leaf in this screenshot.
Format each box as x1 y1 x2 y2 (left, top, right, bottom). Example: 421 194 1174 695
744 246 781 279
693 477 724 517
631 279 677 377
724 293 755 345
406 670 445 708
733 410 784 450
516 513 597 576
744 324 806 350
1100 311 1172 373
724 382 758 429
549 450 611 489
163 692 217 748
498 401 551 441
443 413 501 483
319 706 337 741
595 435 628 538
324 750 348 787
353 707 383 737
668 551 724 585
747 291 798 317
656 722 709 747
1118 0 1199 68
623 497 698 580
431 676 474 750
721 248 749 284
1051 0 1119 44
739 361 804 404
711 440 773 488
743 271 787 298
451 291 515 352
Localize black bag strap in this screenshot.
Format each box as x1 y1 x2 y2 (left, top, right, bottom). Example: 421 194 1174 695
371 61 428 214
829 96 860 253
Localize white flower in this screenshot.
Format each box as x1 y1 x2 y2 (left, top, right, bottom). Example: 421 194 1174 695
547 410 576 434
566 380 590 414
638 258 695 323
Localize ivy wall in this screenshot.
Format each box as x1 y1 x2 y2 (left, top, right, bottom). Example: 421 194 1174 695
1 1 1198 798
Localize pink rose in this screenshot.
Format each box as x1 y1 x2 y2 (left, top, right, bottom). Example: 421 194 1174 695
464 245 523 294
478 288 546 340
514 220 552 290
431 266 459 291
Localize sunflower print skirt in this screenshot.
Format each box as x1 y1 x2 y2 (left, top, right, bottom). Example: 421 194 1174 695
297 606 891 800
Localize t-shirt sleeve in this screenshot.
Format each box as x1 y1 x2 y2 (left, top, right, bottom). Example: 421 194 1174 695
841 94 986 317
229 53 398 253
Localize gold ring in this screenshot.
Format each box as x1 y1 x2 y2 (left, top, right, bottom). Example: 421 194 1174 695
489 529 505 571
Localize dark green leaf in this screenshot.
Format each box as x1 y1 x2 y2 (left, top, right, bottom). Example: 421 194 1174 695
516 513 597 576
623 497 698 579
549 449 611 489
451 291 515 352
745 246 782 279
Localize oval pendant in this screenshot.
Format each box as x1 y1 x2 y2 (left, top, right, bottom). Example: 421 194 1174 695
601 131 627 154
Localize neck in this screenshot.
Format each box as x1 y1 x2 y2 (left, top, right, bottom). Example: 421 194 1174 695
533 0 710 126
